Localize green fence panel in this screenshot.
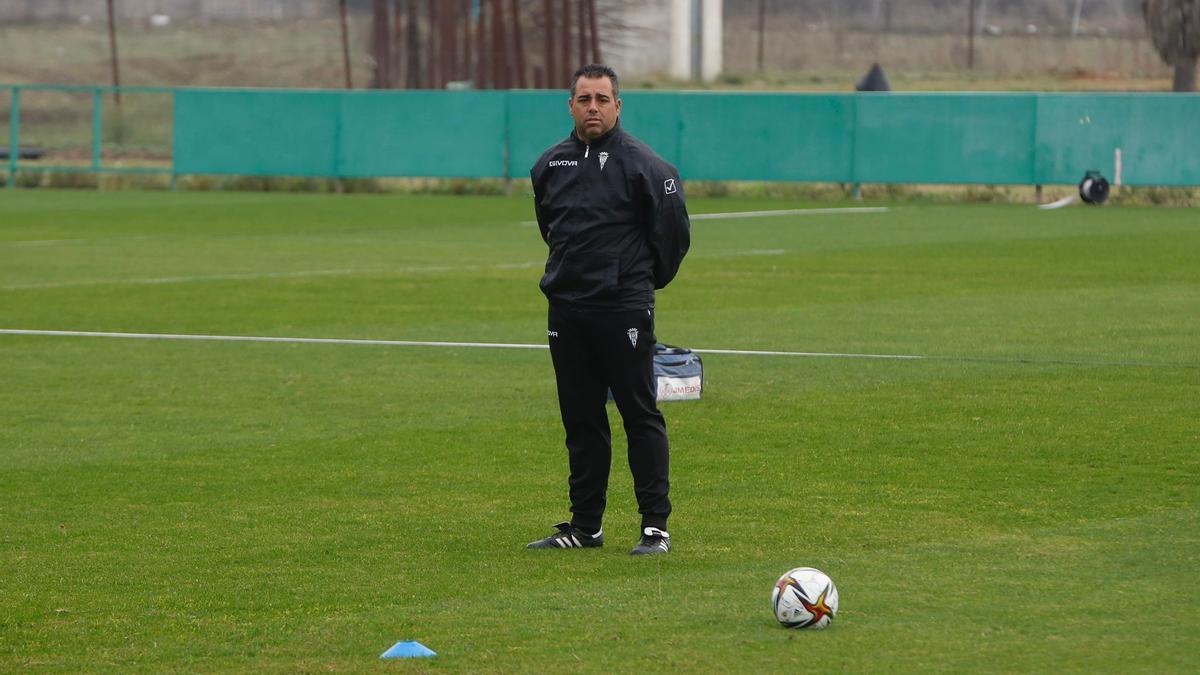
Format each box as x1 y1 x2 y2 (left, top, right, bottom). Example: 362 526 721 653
1035 93 1200 186
854 93 1038 184
678 92 855 181
619 92 683 168
507 91 569 179
174 89 339 176
338 91 506 178
165 87 1200 186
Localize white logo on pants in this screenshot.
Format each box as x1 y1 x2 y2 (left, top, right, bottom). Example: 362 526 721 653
627 328 639 347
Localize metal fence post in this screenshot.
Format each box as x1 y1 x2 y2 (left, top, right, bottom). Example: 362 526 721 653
7 86 18 189
850 92 861 200
93 88 104 173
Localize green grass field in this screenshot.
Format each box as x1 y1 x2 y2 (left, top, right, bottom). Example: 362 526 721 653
2 191 1197 672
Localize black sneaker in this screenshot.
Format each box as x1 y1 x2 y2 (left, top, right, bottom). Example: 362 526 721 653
525 522 604 549
630 527 671 555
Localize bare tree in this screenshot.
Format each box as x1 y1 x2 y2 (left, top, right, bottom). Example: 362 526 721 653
1143 0 1200 91
511 0 528 87
561 0 572 79
491 0 508 89
406 0 422 89
371 0 392 88
544 0 558 87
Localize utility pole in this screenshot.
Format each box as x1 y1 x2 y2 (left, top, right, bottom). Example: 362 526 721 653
106 0 121 105
967 0 976 70
756 0 766 72
339 0 353 88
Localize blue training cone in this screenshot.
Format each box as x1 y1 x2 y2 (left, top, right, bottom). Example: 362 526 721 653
381 640 437 659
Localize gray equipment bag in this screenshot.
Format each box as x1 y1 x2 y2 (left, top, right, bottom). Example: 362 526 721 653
654 344 703 401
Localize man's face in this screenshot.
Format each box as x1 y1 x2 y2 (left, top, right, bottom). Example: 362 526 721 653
569 76 621 141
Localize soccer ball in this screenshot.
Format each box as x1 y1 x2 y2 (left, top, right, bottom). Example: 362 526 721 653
772 567 838 629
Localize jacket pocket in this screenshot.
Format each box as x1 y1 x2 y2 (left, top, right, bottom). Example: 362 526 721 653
540 248 619 298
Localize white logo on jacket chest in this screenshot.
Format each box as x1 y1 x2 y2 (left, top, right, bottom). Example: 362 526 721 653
548 160 578 167
627 328 639 348
599 152 609 171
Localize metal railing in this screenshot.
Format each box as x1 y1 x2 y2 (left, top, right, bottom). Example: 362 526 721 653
4 84 175 189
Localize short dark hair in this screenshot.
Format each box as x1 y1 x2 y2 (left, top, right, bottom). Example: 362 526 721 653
569 64 619 98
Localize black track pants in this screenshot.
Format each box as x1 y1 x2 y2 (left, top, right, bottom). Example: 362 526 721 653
547 302 671 532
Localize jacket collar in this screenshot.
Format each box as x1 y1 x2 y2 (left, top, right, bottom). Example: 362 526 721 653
571 120 622 149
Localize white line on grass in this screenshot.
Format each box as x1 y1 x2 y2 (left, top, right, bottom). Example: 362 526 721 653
713 249 787 257
0 248 832 292
519 206 889 227
6 239 88 247
0 329 925 361
1 262 549 291
690 207 889 220
5 329 1191 368
2 269 363 291
690 347 922 360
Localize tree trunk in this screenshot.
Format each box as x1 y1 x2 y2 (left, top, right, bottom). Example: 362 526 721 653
491 0 507 89
407 0 421 88
577 0 587 66
1174 56 1198 92
544 0 556 88
427 0 439 89
371 0 391 88
510 0 527 88
561 0 572 79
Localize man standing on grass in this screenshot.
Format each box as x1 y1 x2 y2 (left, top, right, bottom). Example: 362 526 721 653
526 64 691 556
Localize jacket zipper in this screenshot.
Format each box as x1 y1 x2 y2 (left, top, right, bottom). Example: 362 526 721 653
585 144 589 158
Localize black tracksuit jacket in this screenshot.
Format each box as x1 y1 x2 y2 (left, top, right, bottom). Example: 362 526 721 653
531 122 691 311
